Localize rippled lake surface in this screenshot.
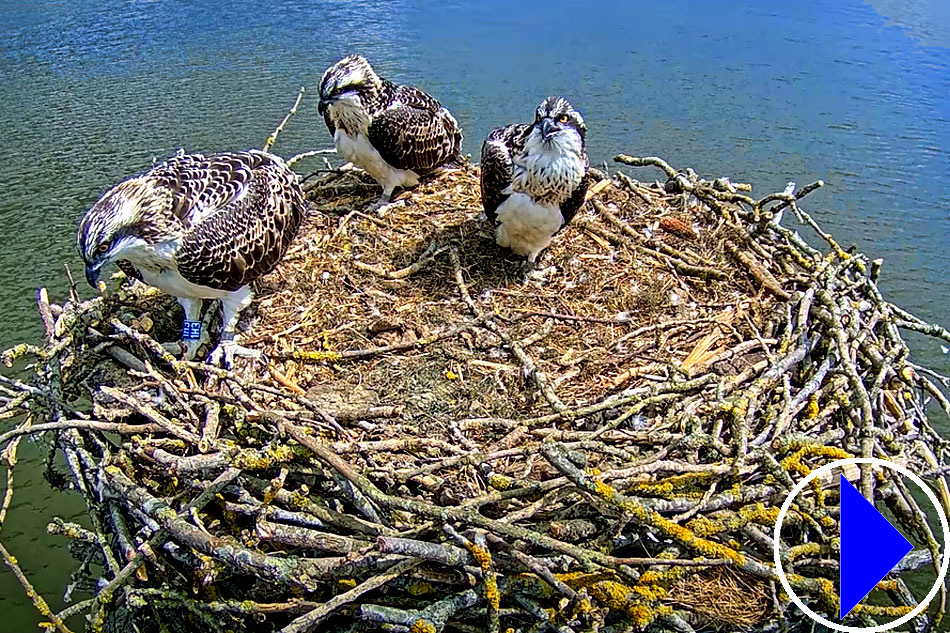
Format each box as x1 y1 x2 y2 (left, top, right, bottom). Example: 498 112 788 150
1 0 948 628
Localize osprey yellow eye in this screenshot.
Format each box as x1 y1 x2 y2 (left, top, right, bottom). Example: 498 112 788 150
97 243 110 254
557 114 570 124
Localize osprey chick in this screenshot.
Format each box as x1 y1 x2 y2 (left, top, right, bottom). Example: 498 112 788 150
480 96 589 269
318 54 463 206
77 150 306 366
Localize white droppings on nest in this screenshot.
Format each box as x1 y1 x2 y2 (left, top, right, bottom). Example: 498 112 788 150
628 414 646 430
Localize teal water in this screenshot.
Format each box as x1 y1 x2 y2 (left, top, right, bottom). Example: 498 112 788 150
1 0 949 629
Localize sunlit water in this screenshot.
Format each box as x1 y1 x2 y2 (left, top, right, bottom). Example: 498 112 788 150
1 0 948 629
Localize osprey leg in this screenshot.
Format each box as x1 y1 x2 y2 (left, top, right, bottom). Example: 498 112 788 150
371 185 402 213
163 297 205 360
208 287 263 368
218 286 253 340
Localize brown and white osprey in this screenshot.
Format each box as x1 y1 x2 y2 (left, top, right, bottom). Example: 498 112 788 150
480 96 589 270
318 55 463 206
77 150 306 366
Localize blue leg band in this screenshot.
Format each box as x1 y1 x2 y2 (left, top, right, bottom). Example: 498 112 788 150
182 320 202 341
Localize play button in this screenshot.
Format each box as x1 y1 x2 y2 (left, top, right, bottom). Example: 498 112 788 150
839 474 913 619
773 457 950 632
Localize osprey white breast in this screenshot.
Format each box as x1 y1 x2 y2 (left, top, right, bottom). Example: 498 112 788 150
334 129 419 196
494 193 564 262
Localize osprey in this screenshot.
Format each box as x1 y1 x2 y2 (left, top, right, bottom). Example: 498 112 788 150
318 54 463 206
77 150 306 366
480 96 590 269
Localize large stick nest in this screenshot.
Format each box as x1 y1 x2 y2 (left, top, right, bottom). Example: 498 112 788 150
4 154 950 633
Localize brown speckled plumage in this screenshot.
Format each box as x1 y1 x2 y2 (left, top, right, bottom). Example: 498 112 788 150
170 153 304 290
78 150 305 292
365 82 463 173
319 55 463 175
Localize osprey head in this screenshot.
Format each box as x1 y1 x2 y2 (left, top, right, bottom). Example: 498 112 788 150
534 96 586 145
77 178 172 287
318 54 383 116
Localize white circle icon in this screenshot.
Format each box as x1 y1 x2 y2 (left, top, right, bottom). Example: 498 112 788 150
773 457 950 632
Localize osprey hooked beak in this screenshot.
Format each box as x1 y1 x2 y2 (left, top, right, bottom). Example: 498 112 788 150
85 260 104 287
318 92 347 116
540 117 559 141
319 88 356 112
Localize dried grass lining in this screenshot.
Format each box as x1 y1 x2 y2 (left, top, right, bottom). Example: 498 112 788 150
2 152 950 633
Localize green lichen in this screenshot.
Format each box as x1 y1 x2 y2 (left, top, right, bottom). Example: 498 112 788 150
487 473 513 490
410 619 436 633
289 350 342 362
591 476 746 565
628 472 714 499
232 443 297 470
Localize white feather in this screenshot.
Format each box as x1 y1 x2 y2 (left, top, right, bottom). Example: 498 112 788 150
136 265 234 301
112 238 234 301
113 188 145 226
494 193 564 263
334 129 418 197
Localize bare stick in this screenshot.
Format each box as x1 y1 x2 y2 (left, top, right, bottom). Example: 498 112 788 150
280 558 420 633
264 86 306 152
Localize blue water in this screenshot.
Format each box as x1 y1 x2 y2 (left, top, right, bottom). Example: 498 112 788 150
1 0 949 629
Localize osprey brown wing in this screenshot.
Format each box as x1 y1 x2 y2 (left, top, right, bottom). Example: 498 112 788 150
479 123 529 225
558 153 591 229
366 84 462 173
175 154 306 292
146 152 259 225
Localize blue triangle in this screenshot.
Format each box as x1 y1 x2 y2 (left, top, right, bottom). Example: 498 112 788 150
839 474 913 619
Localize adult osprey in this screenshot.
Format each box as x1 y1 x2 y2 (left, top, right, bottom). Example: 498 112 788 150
318 54 463 206
77 150 306 366
480 96 590 270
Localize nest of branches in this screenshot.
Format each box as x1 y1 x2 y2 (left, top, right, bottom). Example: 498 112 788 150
2 151 950 633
